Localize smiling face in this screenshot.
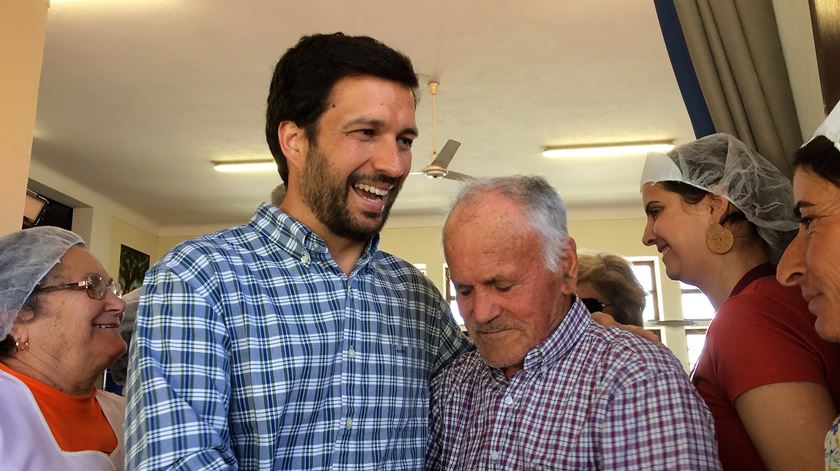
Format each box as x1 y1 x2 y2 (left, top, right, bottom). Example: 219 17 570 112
777 169 840 342
641 182 715 285
282 75 417 241
443 193 575 378
11 246 127 381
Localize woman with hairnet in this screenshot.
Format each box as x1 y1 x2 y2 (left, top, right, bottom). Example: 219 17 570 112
777 101 840 469
640 133 840 470
0 227 126 470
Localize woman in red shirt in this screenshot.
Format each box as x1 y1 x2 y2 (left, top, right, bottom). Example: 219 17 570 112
640 133 840 470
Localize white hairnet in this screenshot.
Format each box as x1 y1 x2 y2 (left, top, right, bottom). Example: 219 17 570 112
640 133 797 262
807 100 840 151
0 227 84 341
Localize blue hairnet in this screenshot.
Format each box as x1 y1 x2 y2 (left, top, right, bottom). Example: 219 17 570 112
0 227 84 340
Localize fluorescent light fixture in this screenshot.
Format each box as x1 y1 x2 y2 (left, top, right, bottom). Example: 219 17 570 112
213 160 277 173
542 141 674 159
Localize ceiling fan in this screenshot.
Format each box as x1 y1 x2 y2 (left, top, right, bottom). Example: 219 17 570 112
409 81 471 182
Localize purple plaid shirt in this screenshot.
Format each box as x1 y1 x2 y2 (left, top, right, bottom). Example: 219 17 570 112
427 299 721 470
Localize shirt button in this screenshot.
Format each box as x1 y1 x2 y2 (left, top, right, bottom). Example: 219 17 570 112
348 346 356 358
301 252 310 265
489 451 501 461
504 396 514 406
345 417 353 429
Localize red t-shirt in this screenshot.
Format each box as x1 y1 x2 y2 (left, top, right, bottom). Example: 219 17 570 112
692 264 840 470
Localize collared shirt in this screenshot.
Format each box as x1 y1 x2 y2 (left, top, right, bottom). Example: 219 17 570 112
427 298 721 470
125 203 471 470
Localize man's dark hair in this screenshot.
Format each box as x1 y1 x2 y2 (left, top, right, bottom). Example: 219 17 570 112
265 33 419 185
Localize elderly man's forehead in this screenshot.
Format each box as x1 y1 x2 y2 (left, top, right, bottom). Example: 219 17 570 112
448 195 525 231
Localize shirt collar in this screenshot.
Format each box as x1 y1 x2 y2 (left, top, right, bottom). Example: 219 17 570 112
250 203 380 267
483 296 590 383
521 296 590 374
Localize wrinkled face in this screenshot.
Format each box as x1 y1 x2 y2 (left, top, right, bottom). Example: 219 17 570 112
641 183 711 285
777 169 840 342
298 75 417 240
444 194 575 378
14 246 126 376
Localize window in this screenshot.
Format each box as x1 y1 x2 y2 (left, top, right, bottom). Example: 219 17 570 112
629 259 660 322
412 263 427 276
444 267 464 326
685 328 709 372
680 282 715 320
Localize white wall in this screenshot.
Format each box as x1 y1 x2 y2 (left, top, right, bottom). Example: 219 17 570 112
28 159 160 275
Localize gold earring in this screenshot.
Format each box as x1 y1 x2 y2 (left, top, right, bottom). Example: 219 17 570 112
14 338 29 353
706 223 734 254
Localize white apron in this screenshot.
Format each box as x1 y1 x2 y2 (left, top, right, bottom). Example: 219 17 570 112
0 369 124 470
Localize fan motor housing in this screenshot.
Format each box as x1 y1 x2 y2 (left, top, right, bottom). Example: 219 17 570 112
422 165 448 178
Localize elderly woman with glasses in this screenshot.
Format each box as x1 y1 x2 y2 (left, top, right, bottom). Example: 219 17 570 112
0 227 126 470
777 101 840 469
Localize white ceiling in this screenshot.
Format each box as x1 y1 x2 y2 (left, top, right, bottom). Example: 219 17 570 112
32 0 695 228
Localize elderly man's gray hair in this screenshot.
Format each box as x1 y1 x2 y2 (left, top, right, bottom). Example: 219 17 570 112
449 175 570 272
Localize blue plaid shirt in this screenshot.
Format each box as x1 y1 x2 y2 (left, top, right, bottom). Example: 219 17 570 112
125 204 471 470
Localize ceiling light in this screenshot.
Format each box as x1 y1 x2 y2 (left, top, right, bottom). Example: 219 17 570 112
212 160 277 173
542 141 674 159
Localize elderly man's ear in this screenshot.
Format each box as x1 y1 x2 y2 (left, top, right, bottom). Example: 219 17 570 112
560 238 578 295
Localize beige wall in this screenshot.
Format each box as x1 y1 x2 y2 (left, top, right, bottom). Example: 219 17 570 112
154 236 193 262
379 226 447 293
0 0 49 235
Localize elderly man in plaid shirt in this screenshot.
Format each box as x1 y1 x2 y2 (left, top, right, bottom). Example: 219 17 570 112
125 33 471 470
428 176 721 470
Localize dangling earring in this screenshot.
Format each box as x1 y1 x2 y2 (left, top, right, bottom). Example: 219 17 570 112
14 338 29 353
706 223 734 254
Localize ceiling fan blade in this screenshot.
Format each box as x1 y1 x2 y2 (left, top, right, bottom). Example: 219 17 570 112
429 139 461 168
442 170 473 182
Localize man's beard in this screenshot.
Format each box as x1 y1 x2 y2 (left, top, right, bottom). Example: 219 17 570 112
299 145 403 241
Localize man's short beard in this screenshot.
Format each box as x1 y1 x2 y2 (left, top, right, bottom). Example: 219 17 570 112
299 144 403 241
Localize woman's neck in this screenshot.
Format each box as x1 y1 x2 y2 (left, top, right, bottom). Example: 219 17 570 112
695 244 770 310
0 354 98 397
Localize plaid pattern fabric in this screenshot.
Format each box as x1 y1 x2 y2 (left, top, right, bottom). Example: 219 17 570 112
428 299 722 470
125 204 471 470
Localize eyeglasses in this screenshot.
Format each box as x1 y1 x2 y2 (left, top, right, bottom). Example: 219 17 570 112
580 297 613 314
36 274 122 300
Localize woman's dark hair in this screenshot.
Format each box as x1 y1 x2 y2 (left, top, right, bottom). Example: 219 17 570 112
793 135 840 187
660 181 748 226
660 181 708 205
265 33 419 185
